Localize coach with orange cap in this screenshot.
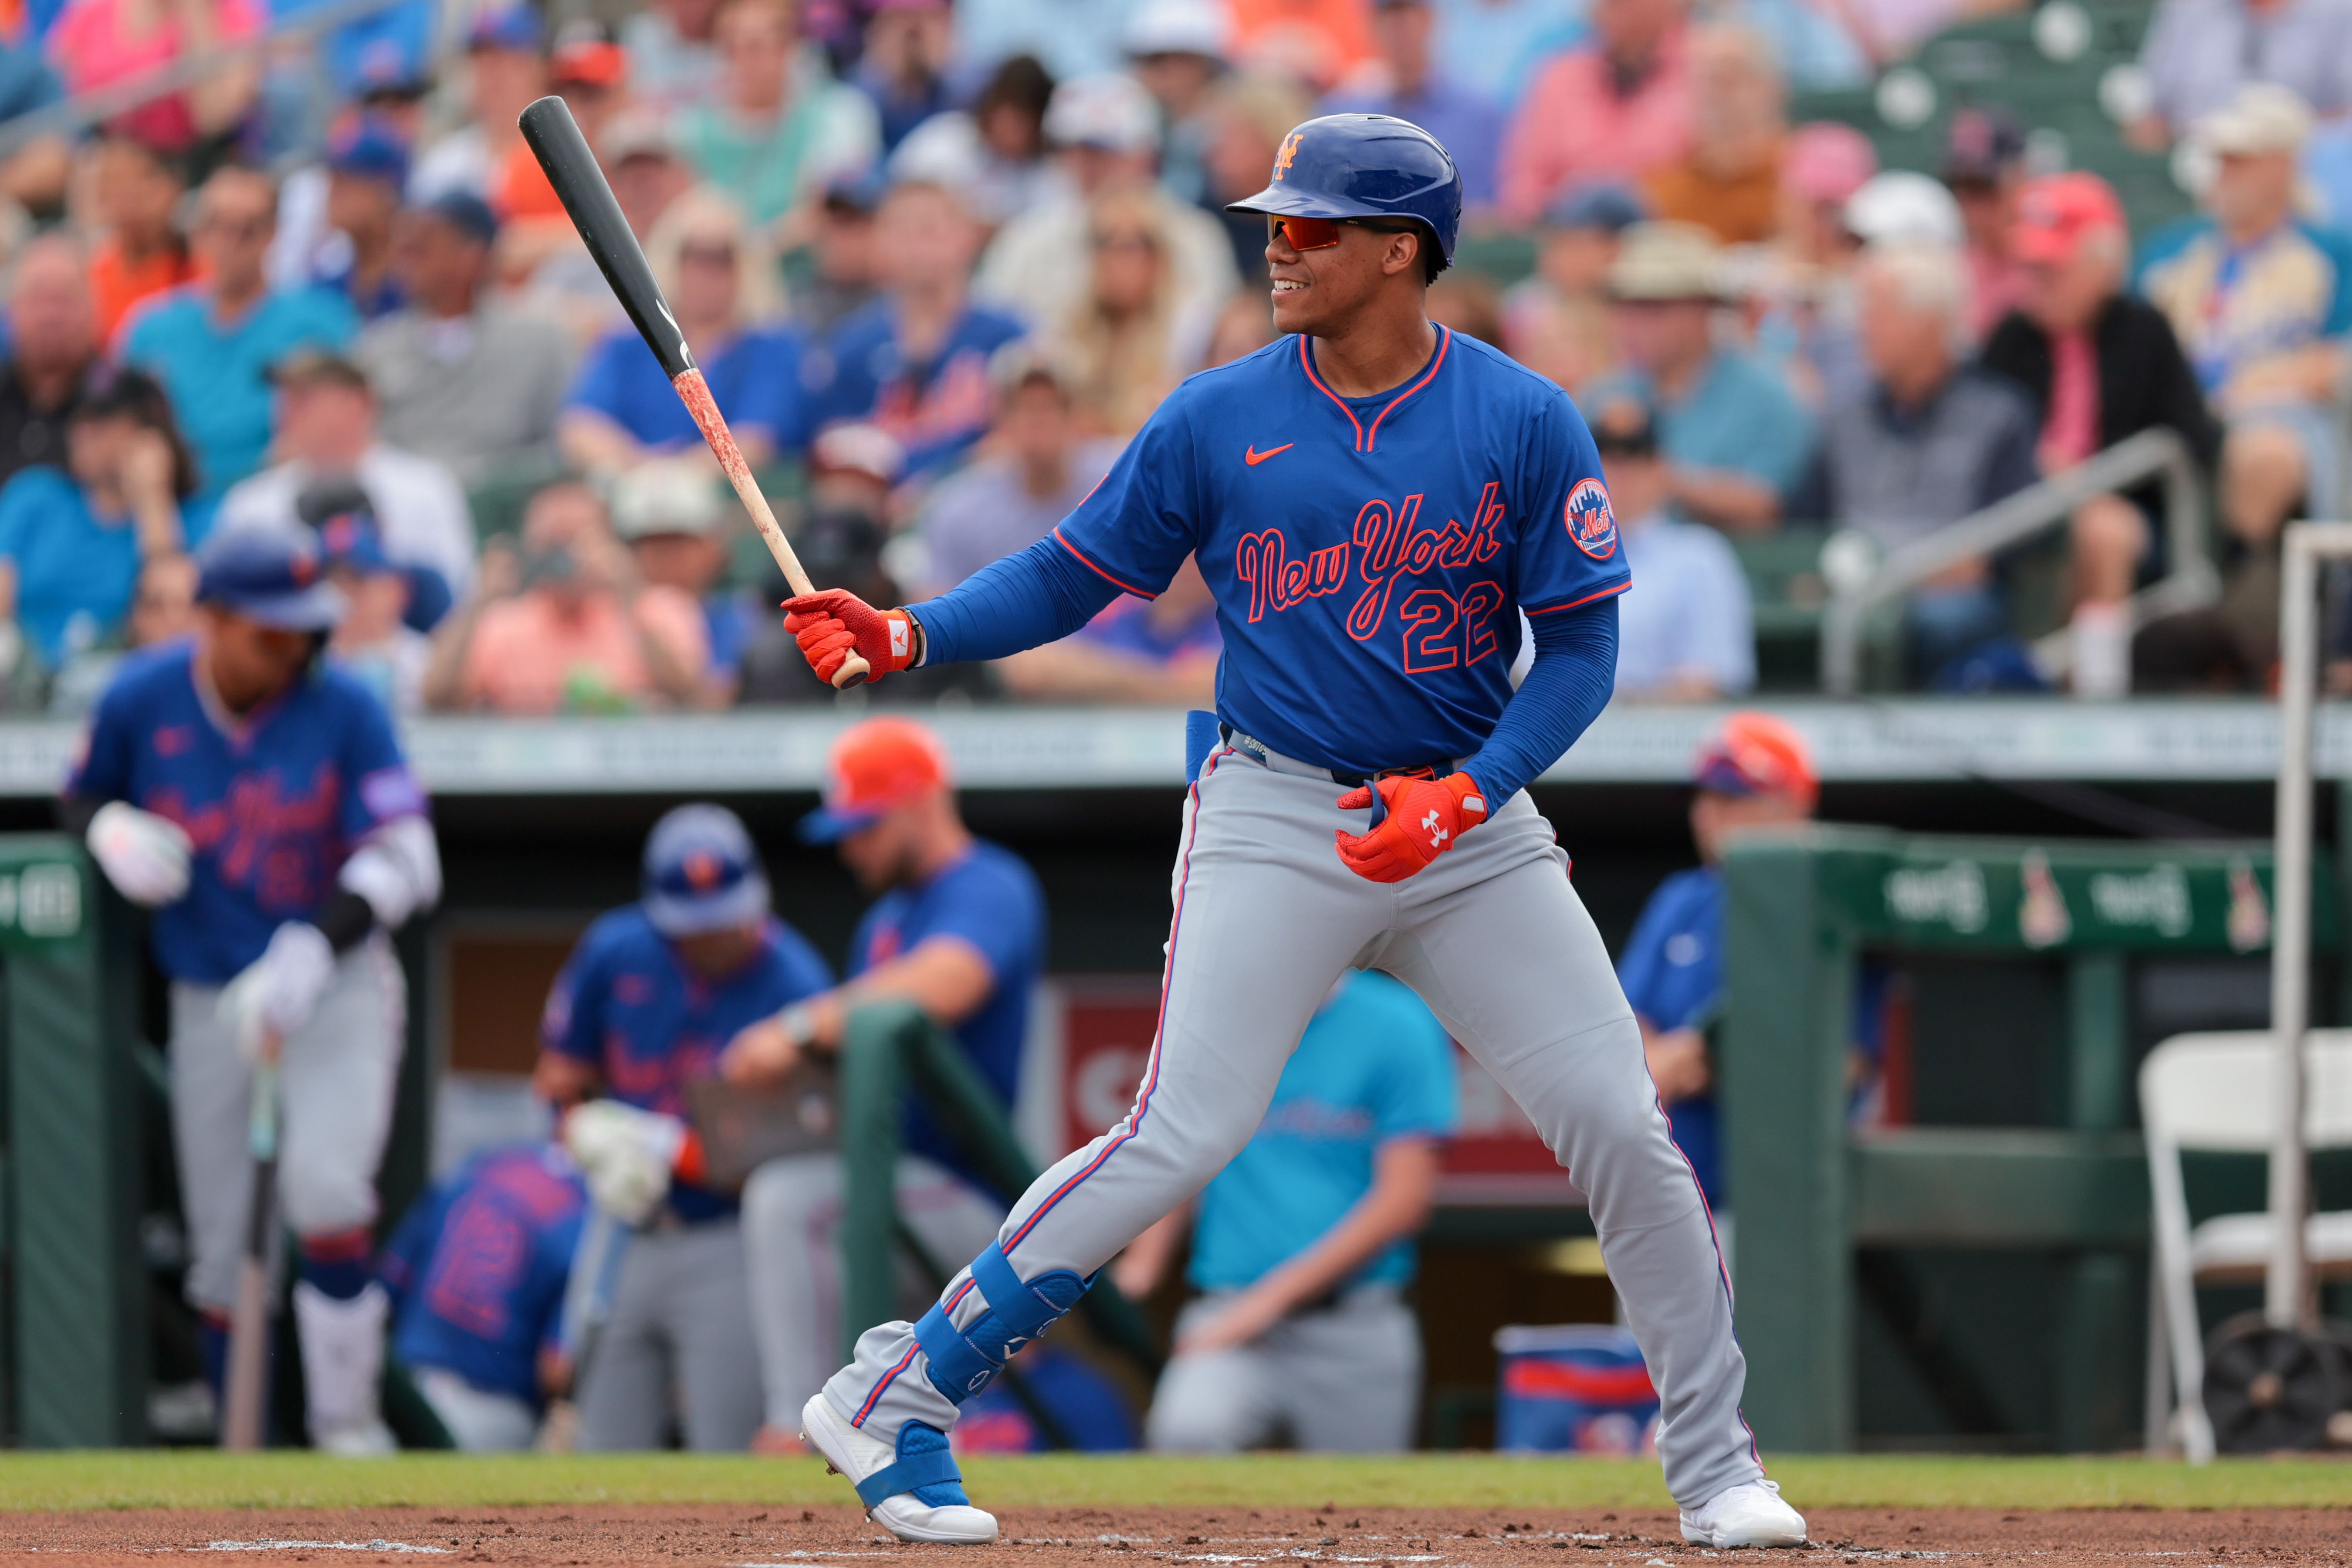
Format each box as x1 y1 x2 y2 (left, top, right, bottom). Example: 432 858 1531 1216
721 715 1047 1453
1616 713 1821 1212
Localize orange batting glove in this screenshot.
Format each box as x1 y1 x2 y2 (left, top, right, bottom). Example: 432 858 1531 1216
1333 770 1489 884
781 589 918 687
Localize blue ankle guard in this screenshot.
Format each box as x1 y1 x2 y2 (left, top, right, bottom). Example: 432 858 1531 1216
853 1421 968 1509
912 1241 1088 1404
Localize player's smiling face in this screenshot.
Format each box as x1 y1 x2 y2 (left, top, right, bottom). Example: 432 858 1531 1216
1264 219 1423 336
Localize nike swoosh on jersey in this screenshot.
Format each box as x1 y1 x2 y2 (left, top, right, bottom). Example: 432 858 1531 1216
1244 443 1294 466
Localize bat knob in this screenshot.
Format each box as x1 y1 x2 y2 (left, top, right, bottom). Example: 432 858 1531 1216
830 654 873 690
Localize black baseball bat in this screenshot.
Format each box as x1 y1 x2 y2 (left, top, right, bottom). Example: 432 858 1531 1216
516 95 868 685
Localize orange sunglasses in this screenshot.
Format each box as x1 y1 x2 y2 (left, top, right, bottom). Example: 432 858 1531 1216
1265 214 1413 251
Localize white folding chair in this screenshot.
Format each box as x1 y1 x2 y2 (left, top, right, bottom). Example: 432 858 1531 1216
2140 1030 2352 1460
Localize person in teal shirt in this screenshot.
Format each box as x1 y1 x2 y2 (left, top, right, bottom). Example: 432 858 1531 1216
1112 969 1458 1453
119 166 357 500
0 367 216 670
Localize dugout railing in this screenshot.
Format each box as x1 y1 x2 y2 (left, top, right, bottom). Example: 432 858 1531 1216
1722 827 2337 1452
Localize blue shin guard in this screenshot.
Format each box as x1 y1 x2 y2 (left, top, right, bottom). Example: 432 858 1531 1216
912 1241 1088 1405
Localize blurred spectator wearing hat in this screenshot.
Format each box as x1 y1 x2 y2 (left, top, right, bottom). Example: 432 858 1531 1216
2132 0 2352 148
622 0 724 114
1126 0 1232 205
1050 187 1217 437
854 0 964 154
411 5 548 205
121 166 359 502
1584 390 1755 699
1980 173 2221 698
2138 83 2352 670
1499 0 1692 223
1317 0 1503 208
1195 69 1316 281
996 552 1222 702
1502 183 1643 393
909 347 1115 599
737 423 910 702
674 0 880 237
1638 22 1784 246
611 456 753 707
604 111 698 244
562 188 803 478
790 170 885 335
1615 712 1820 1209
1939 106 2027 344
423 479 708 715
0 235 100 491
1600 220 1815 530
805 177 1027 479
719 715 1045 1452
216 349 474 603
1792 242 2041 683
50 0 261 157
1749 122 1874 402
355 192 575 484
492 22 633 283
301 118 413 321
1776 121 1875 274
311 492 428 711
978 72 1241 335
85 134 195 348
0 365 205 682
533 803 832 1452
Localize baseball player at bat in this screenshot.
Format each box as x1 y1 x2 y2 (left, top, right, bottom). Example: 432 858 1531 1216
531 804 831 1451
781 115 1804 1549
63 528 442 1454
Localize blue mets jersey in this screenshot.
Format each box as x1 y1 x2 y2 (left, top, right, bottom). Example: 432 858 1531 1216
850 840 1044 1193
540 905 832 1222
1052 327 1628 776
380 1143 585 1408
65 642 426 983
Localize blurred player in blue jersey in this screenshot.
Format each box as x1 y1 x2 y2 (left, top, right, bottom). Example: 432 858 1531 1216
534 803 831 1451
718 716 1045 1453
378 1143 587 1450
64 528 443 1453
1113 969 1456 1453
1615 713 1820 1212
774 115 1805 1549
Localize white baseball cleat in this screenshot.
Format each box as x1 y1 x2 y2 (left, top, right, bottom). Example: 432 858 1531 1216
1679 1479 1807 1548
800 1392 999 1545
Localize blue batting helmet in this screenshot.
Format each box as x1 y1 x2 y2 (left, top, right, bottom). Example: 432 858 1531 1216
1224 114 1462 272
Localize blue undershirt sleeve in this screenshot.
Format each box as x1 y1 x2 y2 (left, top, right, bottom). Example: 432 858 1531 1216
904 534 1125 667
1460 597 1618 806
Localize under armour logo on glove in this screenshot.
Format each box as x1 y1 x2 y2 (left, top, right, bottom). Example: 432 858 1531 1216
1333 771 1490 884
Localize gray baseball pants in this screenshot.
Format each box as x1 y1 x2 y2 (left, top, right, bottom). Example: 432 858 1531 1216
741 1152 1005 1431
170 938 404 1312
575 1216 764 1451
823 741 1760 1507
1147 1285 1420 1453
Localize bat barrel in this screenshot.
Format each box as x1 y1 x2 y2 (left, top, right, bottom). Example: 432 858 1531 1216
518 95 694 380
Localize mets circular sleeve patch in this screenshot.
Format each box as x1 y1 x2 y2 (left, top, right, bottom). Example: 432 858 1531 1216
1565 478 1618 560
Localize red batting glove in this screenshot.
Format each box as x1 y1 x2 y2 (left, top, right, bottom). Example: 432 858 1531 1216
780 590 917 687
1333 771 1490 883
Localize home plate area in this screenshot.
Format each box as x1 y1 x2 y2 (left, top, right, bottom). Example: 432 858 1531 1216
5 1507 2348 1568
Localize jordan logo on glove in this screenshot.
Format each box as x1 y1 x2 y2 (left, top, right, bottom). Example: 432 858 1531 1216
782 591 919 687
1334 770 1489 883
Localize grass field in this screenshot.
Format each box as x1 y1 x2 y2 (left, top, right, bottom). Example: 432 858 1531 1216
1 1452 2348 1515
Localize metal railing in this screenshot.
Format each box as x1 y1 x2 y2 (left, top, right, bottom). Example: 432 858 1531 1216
1819 427 2219 696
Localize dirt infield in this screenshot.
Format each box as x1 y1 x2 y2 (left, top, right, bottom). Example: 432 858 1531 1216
3 1504 2347 1568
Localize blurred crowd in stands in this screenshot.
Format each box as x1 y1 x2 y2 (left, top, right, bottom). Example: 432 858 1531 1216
0 0 2345 708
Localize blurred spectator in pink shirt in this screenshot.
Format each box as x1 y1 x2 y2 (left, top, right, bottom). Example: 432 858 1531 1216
51 0 263 154
1499 0 1692 222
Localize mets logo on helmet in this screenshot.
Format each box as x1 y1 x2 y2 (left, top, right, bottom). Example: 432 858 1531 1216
1274 131 1302 179
1564 477 1617 561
